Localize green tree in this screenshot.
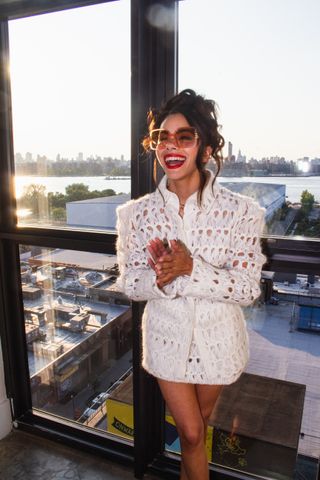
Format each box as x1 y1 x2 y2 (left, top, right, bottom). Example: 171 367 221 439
90 188 116 198
48 191 67 209
300 190 315 215
65 183 91 202
51 207 67 221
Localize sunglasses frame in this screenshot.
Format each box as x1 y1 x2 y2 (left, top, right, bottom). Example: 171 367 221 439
149 127 199 150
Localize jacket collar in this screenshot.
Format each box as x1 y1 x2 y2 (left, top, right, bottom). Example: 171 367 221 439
156 169 219 211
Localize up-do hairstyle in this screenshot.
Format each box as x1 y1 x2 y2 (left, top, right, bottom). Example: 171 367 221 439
142 89 225 204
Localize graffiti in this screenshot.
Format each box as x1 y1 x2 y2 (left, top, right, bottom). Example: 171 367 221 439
217 432 246 457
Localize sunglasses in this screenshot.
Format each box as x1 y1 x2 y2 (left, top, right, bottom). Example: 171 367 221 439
149 127 199 150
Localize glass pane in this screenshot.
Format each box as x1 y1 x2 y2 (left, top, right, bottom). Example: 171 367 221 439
179 0 320 239
9 1 130 229
165 271 320 479
21 244 133 440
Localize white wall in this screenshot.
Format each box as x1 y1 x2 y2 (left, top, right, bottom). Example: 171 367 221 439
0 341 12 439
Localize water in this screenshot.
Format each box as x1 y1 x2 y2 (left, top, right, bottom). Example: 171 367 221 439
15 175 320 203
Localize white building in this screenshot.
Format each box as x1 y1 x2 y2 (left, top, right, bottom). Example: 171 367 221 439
66 193 130 230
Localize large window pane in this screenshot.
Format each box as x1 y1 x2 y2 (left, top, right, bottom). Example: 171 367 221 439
9 1 130 229
21 244 133 439
165 271 320 479
179 0 320 239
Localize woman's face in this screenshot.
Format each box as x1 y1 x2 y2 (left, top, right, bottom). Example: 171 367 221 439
155 113 201 183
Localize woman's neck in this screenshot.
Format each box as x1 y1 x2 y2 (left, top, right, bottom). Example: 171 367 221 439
167 171 202 205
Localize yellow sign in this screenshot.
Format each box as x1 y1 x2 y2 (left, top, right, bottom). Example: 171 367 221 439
106 399 134 440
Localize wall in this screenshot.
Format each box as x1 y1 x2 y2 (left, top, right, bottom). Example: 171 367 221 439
0 340 12 439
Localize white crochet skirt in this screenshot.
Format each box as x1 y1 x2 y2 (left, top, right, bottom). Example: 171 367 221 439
184 338 209 383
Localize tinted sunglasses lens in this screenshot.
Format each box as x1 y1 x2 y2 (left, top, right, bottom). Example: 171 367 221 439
176 129 196 147
150 130 169 149
150 128 197 149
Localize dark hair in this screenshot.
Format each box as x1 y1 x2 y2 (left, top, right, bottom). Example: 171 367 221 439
142 89 225 204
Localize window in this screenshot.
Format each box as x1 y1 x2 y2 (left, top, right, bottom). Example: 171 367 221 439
179 0 320 239
177 1 320 478
2 1 318 479
9 1 130 230
21 244 133 438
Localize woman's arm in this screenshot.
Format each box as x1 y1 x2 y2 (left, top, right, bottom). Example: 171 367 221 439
176 202 266 306
116 202 177 301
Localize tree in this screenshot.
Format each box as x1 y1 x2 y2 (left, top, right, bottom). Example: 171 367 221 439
65 183 91 202
19 184 48 217
48 191 67 209
300 190 315 215
51 207 67 222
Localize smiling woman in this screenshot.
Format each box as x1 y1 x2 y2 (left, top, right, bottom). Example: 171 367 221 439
117 89 266 480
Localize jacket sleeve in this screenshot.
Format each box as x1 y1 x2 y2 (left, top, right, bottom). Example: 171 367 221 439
116 202 177 301
177 201 266 306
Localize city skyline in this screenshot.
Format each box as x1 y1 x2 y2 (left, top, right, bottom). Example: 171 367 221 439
14 149 320 164
8 0 320 161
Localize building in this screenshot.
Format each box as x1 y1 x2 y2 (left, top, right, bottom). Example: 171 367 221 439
66 193 130 230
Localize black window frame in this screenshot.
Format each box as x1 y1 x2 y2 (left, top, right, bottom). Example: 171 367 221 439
0 1 319 480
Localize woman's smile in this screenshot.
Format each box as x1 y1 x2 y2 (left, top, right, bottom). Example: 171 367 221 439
164 153 186 169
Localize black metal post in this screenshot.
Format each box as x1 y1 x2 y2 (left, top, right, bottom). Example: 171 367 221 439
131 0 178 477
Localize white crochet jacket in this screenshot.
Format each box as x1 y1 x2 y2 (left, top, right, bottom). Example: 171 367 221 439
116 171 266 384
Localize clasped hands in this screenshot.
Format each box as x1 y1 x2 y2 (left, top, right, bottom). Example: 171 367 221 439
146 237 193 289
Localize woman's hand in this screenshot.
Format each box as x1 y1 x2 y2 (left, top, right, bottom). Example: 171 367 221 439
146 237 168 270
154 240 193 288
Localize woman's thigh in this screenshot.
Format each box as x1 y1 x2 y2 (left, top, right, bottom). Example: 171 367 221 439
195 384 224 422
157 379 204 439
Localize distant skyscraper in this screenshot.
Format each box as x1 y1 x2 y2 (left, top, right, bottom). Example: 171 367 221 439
228 141 233 162
236 149 246 163
25 152 33 162
77 152 84 162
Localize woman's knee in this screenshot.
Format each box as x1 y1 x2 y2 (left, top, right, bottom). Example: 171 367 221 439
200 407 213 426
178 422 204 449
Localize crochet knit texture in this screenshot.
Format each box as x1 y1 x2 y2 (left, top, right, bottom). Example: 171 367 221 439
116 171 266 384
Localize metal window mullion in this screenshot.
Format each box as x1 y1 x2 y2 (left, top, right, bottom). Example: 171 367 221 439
0 19 30 417
131 0 178 478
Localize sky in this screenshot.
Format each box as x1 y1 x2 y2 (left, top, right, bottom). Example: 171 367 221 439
8 0 320 161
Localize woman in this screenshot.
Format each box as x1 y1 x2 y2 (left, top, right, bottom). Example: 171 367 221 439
116 89 265 480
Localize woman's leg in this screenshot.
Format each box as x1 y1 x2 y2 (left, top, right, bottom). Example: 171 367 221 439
195 384 224 442
157 379 209 480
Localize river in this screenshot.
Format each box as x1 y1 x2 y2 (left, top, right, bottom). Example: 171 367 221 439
15 175 320 204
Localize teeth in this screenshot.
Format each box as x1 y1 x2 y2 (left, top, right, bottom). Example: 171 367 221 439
165 157 185 163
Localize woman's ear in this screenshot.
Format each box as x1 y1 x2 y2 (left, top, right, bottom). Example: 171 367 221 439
203 147 213 164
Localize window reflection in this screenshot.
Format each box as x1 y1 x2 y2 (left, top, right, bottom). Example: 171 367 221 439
21 245 133 438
